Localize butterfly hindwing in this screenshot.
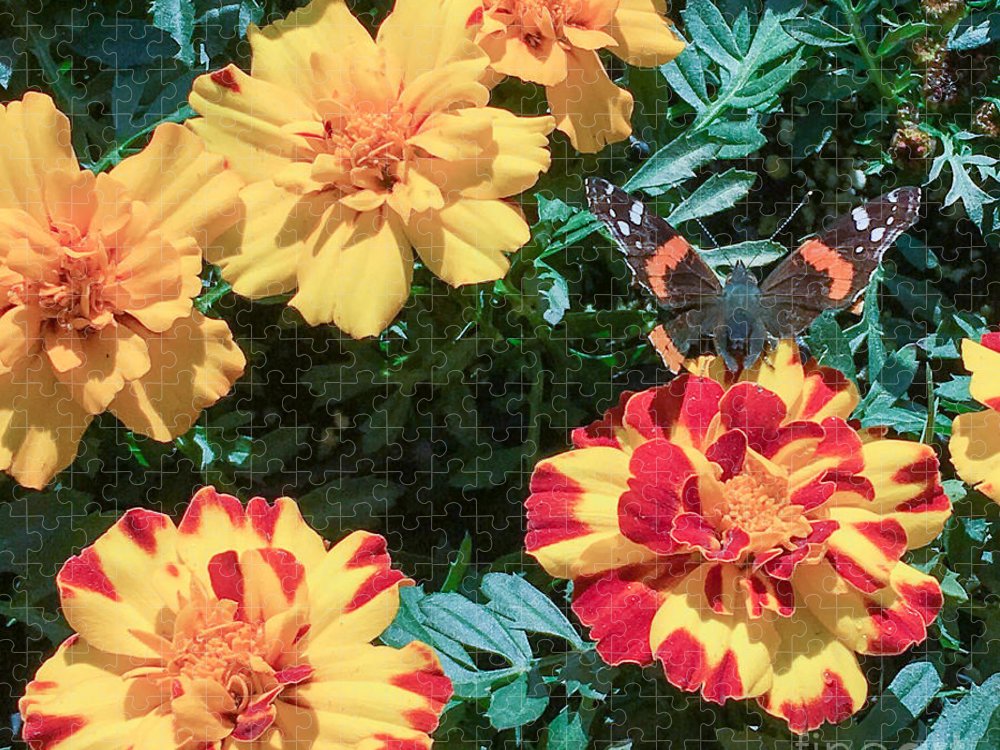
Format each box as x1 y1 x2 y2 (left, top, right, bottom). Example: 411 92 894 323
586 177 723 311
759 187 922 335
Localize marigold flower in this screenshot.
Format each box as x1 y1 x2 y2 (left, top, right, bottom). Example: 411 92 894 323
188 0 554 338
19 486 452 749
470 0 685 152
0 94 246 489
525 342 950 733
950 332 1000 503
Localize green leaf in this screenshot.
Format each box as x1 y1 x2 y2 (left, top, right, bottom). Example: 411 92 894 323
888 661 942 718
683 0 742 70
667 169 756 225
876 22 933 57
539 269 571 326
482 573 585 647
486 672 549 730
546 708 589 749
782 15 852 47
625 131 720 193
948 9 1000 51
440 533 473 593
150 0 196 66
920 674 1000 748
660 44 708 110
700 240 786 269
926 129 998 230
808 311 857 381
421 592 533 668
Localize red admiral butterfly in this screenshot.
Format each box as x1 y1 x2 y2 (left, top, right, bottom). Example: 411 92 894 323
586 178 922 371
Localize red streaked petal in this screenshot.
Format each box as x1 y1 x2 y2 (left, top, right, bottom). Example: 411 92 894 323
231 686 280 741
622 376 724 450
572 390 632 448
704 429 747 481
618 440 695 554
964 337 1000 410
824 510 907 594
718 382 787 454
794 365 858 422
572 561 692 665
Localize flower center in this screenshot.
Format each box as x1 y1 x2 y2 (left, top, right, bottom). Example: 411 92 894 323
169 618 259 688
495 0 588 43
7 222 115 332
710 471 812 554
324 103 414 191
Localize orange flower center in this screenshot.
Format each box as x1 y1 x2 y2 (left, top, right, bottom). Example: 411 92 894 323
7 222 115 332
488 0 591 43
323 103 414 192
709 470 812 555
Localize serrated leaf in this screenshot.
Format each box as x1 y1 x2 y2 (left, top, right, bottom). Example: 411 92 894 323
625 132 720 193
684 0 741 70
876 22 933 57
660 45 709 110
482 573 585 647
420 592 533 668
151 0 196 66
667 169 756 225
920 674 1000 748
948 9 1000 51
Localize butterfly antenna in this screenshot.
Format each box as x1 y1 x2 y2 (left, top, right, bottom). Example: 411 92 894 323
696 218 720 250
769 190 815 241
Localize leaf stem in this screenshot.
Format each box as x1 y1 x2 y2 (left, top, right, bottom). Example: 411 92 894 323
89 105 195 173
841 2 898 105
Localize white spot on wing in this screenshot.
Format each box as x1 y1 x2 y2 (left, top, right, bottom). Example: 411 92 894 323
605 183 615 195
886 216 894 225
887 189 899 203
629 202 644 224
852 206 870 231
870 227 886 242
617 221 631 236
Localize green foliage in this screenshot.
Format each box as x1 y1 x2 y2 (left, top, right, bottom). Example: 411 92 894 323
1 0 999 747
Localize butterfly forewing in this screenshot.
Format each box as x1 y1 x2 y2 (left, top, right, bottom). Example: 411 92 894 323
759 187 922 335
586 177 722 311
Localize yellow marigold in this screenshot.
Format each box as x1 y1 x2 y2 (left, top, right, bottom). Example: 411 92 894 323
187 0 555 338
19 486 452 749
0 94 246 489
469 0 685 152
950 332 1000 502
525 342 951 733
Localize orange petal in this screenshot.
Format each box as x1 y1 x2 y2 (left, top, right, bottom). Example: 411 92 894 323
108 312 245 441
0 354 92 488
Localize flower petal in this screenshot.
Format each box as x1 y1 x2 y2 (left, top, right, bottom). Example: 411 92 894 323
305 531 411 649
108 312 245 441
793 363 858 421
618 439 697 554
608 0 686 67
279 641 450 749
545 47 633 153
57 508 185 659
623 376 724 450
291 210 413 336
963 337 1000 410
19 638 173 750
649 564 778 704
108 123 244 254
526 446 654 579
405 198 528 286
0 93 81 221
823 507 907 594
951 408 1000 504
758 610 867 734
0 355 93 489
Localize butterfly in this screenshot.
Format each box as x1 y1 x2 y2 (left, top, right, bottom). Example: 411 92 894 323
586 177 922 372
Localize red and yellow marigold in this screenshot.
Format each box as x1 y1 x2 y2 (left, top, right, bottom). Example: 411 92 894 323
526 342 951 733
19 486 452 749
0 93 246 489
188 0 554 338
950 332 1000 503
469 0 685 153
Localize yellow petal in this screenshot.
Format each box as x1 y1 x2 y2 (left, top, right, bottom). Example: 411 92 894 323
56 508 187 659
481 33 569 86
19 638 173 750
213 183 332 299
405 199 528 286
963 338 1000 409
248 0 377 101
108 312 245 441
0 304 42 370
188 65 316 183
104 234 193 333
45 324 152 415
951 408 1000 504
0 354 93 489
545 47 633 153
109 123 244 252
0 93 82 222
609 0 686 67
290 210 413 336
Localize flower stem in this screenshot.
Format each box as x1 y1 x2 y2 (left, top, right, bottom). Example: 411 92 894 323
841 1 899 106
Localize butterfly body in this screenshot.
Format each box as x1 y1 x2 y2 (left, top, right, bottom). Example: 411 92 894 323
586 177 922 371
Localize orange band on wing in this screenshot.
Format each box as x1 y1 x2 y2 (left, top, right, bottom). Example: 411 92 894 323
798 240 854 301
646 237 690 299
649 324 685 373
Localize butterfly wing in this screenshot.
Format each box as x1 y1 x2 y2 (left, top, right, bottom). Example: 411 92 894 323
759 187 922 335
586 177 723 311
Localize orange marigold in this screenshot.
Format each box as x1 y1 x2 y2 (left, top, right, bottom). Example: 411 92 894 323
470 0 685 152
188 0 555 338
0 94 246 489
19 486 452 749
525 342 951 733
950 332 1000 502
